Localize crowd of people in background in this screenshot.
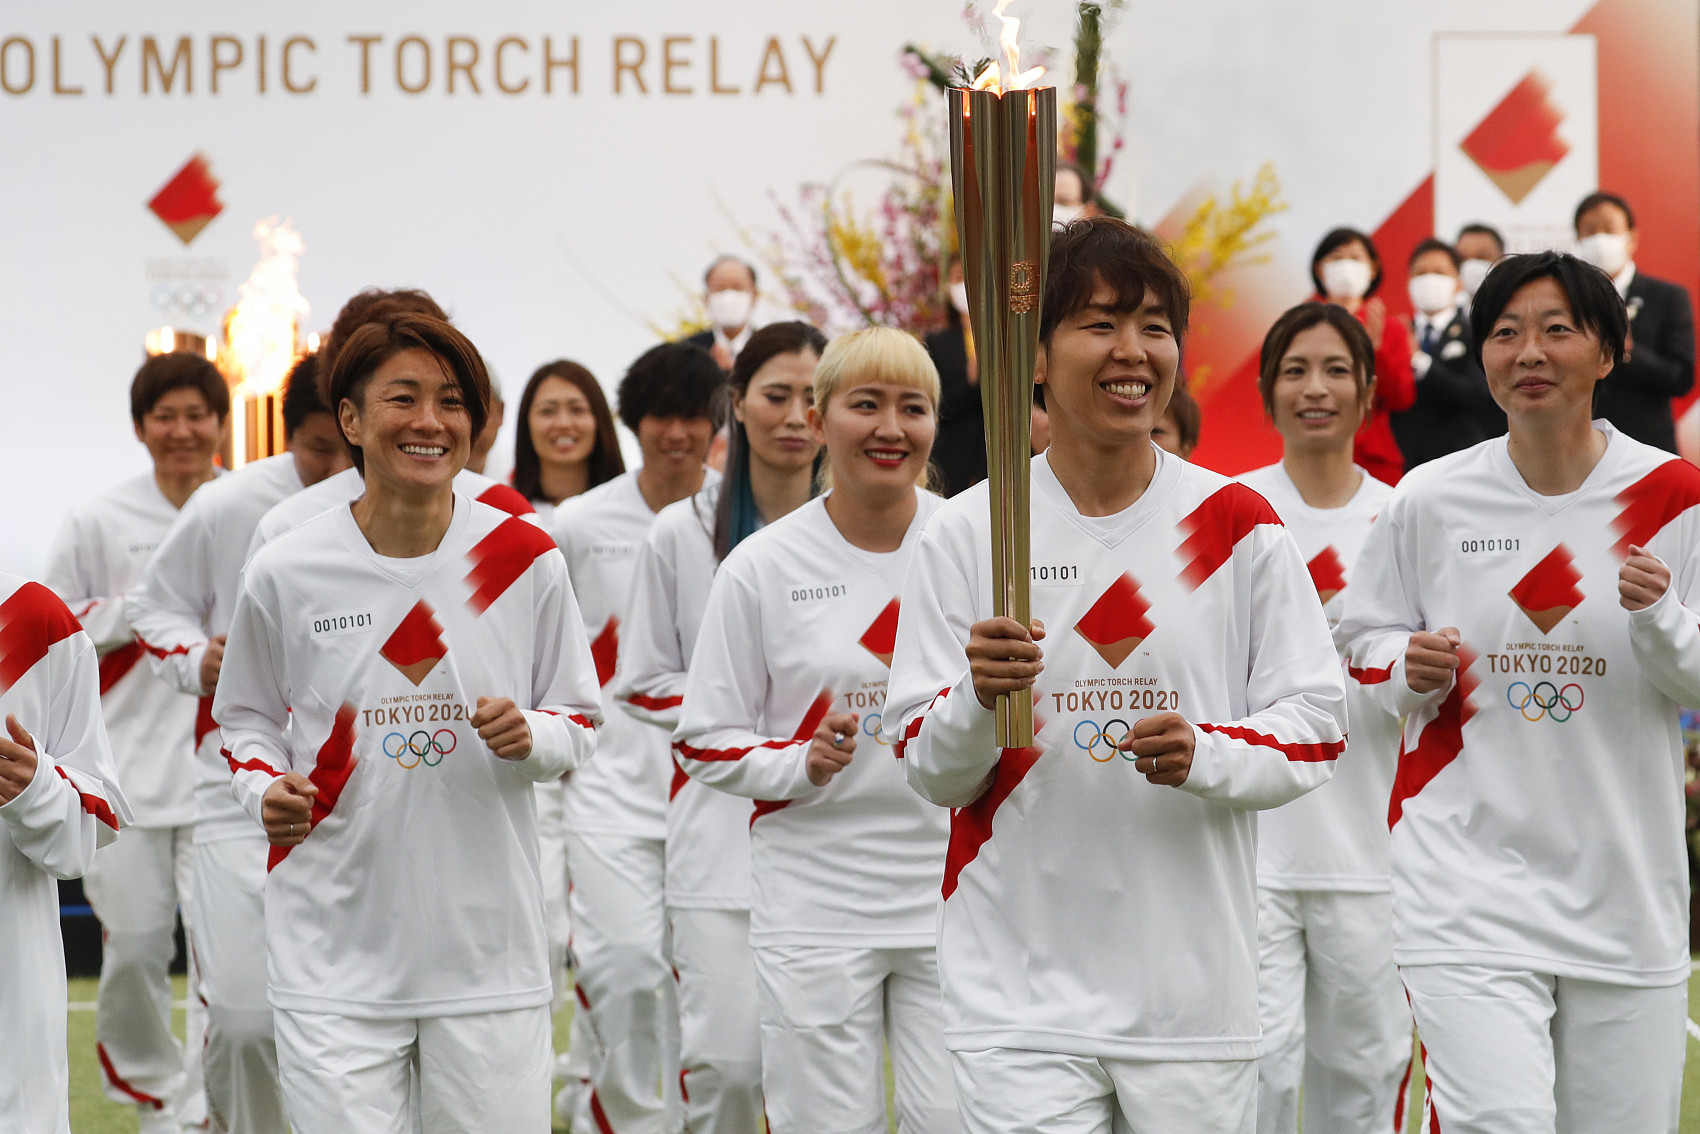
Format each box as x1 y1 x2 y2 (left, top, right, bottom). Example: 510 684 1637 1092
1 183 1697 1134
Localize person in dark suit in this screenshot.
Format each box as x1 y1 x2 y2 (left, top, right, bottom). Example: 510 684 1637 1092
685 254 761 370
924 257 987 496
1392 239 1504 469
1573 191 1696 452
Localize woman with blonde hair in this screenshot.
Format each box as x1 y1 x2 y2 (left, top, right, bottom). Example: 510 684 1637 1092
673 326 960 1134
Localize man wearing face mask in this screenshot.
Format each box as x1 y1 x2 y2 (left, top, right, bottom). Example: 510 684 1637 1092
1454 223 1504 312
924 255 988 496
687 255 762 371
1392 238 1504 470
1572 191 1696 452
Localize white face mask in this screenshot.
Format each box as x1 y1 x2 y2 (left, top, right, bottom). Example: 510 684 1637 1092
1575 232 1631 277
1407 273 1460 316
1053 203 1084 228
1320 258 1373 301
707 289 754 330
1458 258 1493 299
948 281 970 315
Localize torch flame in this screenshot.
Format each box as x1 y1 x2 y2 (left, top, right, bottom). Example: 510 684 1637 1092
218 218 309 399
974 0 1047 93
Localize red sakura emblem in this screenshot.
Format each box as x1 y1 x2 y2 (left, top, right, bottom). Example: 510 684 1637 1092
380 601 448 685
1508 545 1584 635
1074 573 1154 669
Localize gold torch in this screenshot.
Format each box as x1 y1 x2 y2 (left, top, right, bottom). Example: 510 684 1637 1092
949 10 1054 747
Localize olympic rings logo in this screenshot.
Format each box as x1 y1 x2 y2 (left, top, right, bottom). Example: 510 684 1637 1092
861 715 891 747
148 283 226 317
1506 681 1584 723
383 729 458 769
1072 718 1135 763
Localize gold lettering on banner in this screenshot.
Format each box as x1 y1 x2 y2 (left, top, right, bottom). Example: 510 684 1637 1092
257 33 267 92
1 37 34 95
613 36 646 94
801 35 834 94
209 35 241 93
52 36 82 95
755 37 790 94
708 36 739 94
662 35 690 94
495 36 528 94
142 35 191 94
543 35 577 94
447 35 479 94
1010 261 1037 314
283 36 315 93
92 35 126 95
396 35 430 95
348 34 380 95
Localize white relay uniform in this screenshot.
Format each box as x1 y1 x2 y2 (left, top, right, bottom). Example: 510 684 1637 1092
127 453 309 1133
550 470 711 1134
43 472 209 1125
0 574 131 1134
675 490 958 1134
248 465 534 557
216 496 600 1133
1238 463 1409 1134
613 483 763 1134
886 450 1346 1134
1338 425 1700 1134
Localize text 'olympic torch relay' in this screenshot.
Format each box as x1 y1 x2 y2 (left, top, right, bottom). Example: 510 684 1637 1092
948 40 1055 747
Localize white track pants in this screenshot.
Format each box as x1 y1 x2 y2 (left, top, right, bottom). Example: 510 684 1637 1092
1255 888 1410 1134
191 836 285 1133
274 1006 552 1133
671 908 762 1134
536 781 572 1008
565 832 680 1134
754 943 958 1134
1400 963 1685 1134
950 1047 1255 1134
84 823 206 1123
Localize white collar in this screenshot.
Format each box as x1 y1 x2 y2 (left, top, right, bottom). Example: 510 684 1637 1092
1613 262 1637 298
714 322 754 356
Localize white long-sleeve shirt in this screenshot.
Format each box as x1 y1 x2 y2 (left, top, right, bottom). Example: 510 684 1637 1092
214 498 600 1018
1339 425 1700 987
0 573 131 1133
885 450 1345 1059
43 472 217 827
551 471 716 841
675 491 949 948
1239 463 1400 891
127 454 304 843
611 484 755 909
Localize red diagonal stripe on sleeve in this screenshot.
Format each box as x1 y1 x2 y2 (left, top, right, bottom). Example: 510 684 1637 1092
55 767 120 831
1347 663 1393 685
98 641 143 696
0 581 82 691
223 747 282 778
1195 722 1344 762
1176 483 1283 591
943 745 1041 899
626 692 684 711
1388 647 1479 829
465 515 557 613
476 483 537 518
268 703 359 871
136 633 193 660
893 687 952 760
1611 458 1700 559
675 690 834 764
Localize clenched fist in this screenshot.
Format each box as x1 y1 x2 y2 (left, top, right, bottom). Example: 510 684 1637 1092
261 773 318 846
1116 712 1196 787
806 712 858 787
1405 627 1462 694
473 697 532 761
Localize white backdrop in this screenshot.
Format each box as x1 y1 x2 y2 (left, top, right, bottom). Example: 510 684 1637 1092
0 0 1606 577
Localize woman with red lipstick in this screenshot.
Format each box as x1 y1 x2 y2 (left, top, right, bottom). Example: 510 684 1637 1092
1238 305 1411 1134
1340 251 1700 1132
673 327 958 1134
215 311 601 1133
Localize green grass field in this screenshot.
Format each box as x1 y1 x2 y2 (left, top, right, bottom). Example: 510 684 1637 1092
65 971 1700 1132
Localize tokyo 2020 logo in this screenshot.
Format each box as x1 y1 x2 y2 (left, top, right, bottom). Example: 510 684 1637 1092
1506 681 1583 723
1073 719 1135 762
383 729 457 768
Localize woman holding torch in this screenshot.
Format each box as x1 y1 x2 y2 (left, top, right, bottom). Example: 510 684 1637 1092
673 327 958 1134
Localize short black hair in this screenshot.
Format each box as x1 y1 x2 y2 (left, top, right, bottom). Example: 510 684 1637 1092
1041 217 1191 344
1408 238 1462 272
1574 191 1636 233
329 312 491 475
616 342 726 434
131 352 229 427
1310 227 1382 298
280 352 332 439
1468 251 1628 371
1456 222 1505 257
703 254 759 292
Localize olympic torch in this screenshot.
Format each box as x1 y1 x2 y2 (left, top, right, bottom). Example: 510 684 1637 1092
948 10 1054 748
